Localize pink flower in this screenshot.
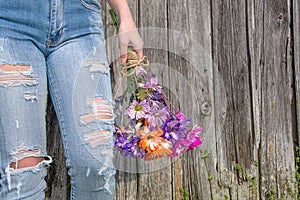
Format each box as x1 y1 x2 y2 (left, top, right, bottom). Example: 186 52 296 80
170 139 189 157
170 126 202 157
176 112 185 120
187 126 202 151
189 136 202 150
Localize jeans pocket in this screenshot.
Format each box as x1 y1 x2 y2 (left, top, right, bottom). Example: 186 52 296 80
80 0 102 13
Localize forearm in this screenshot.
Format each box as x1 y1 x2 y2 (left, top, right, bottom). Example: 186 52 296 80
106 0 134 24
106 0 143 62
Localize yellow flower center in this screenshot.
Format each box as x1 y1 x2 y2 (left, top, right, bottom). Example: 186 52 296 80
134 105 143 111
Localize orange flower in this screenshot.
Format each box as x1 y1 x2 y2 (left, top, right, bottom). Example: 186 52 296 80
137 126 171 155
137 118 149 126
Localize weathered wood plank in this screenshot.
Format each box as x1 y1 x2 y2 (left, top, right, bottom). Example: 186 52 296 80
293 0 300 151
246 0 265 199
211 0 258 199
45 98 69 200
185 0 218 199
167 0 215 199
257 0 297 199
293 0 300 197
211 3 238 196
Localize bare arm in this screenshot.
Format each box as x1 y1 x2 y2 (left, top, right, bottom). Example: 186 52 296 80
106 0 143 63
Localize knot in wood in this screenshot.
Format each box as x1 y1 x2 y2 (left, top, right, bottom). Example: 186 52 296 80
201 102 211 116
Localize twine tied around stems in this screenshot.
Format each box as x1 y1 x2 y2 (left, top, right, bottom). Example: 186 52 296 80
120 50 149 77
114 50 149 100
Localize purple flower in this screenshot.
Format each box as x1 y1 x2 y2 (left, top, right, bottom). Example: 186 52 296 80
149 91 164 101
135 66 147 78
125 99 150 120
139 77 162 92
114 127 145 158
169 126 202 157
113 55 204 160
122 135 146 158
146 106 170 127
162 117 191 143
114 127 130 148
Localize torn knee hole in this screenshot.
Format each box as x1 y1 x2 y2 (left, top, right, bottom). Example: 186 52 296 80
9 145 50 170
10 156 46 169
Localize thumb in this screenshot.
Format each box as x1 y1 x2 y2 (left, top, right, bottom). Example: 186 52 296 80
120 54 127 63
120 42 128 63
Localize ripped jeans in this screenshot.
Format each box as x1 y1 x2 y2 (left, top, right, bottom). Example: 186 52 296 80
0 0 116 199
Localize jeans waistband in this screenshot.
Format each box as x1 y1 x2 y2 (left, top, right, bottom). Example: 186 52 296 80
0 0 104 54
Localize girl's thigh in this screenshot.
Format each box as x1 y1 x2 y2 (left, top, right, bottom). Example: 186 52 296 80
46 34 115 199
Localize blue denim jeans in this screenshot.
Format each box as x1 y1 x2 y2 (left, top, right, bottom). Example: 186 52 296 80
0 0 116 199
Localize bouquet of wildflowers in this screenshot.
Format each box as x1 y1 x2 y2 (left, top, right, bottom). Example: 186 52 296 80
113 50 202 160
110 10 202 161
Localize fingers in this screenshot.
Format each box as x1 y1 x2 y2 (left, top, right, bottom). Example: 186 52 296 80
134 48 143 61
120 42 128 63
120 55 127 63
131 35 144 61
118 28 144 63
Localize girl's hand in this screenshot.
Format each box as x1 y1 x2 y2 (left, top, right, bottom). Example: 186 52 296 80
118 20 144 63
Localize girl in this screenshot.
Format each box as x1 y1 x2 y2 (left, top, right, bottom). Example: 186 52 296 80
0 0 143 199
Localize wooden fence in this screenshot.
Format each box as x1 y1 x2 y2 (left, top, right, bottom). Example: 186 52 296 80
45 0 300 199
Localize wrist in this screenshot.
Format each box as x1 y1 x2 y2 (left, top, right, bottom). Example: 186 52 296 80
112 3 133 22
118 13 137 30
118 11 134 24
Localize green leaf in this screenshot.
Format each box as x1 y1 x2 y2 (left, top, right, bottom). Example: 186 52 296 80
128 46 134 52
136 88 148 101
201 149 209 159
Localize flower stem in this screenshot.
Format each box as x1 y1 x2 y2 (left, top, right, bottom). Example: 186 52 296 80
109 9 119 33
